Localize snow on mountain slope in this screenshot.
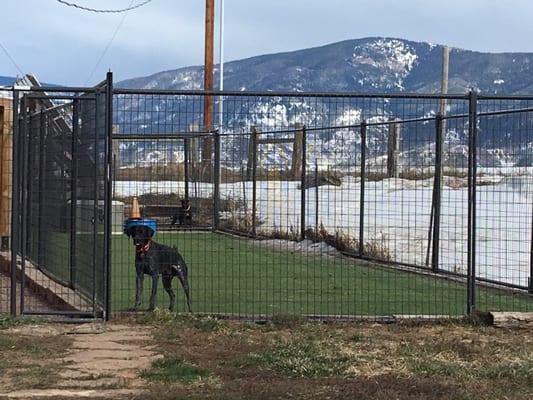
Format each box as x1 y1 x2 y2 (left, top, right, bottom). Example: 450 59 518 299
114 37 533 169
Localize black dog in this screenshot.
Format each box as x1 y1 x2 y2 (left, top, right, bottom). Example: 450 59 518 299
171 199 192 226
125 225 192 312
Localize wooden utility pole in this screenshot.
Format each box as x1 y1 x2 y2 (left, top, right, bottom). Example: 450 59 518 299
439 46 450 116
387 120 401 178
246 127 259 181
291 123 304 180
201 0 215 178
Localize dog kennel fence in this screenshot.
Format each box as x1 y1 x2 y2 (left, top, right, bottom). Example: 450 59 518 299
1 72 533 319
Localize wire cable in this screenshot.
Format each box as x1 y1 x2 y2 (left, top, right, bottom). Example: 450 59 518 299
56 0 153 14
84 0 135 84
0 41 24 76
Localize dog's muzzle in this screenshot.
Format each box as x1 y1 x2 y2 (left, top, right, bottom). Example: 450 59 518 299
136 240 152 259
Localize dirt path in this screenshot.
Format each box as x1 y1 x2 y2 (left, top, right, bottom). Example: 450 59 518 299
1 323 158 399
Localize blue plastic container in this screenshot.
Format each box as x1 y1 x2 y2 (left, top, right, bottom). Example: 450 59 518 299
123 218 157 237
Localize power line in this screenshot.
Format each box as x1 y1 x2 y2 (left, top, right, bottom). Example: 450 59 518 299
56 0 153 14
0 41 24 77
85 0 135 84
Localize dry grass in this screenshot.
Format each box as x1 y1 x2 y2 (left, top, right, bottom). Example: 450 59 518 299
131 312 533 400
305 224 392 261
0 331 72 391
1 316 531 399
219 212 263 233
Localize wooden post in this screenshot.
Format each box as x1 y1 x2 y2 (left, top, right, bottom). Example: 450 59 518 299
291 123 304 180
246 127 259 180
201 0 215 175
112 125 120 170
387 120 400 178
439 46 450 120
187 123 199 200
0 98 13 249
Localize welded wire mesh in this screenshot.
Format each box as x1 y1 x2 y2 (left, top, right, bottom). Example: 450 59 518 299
108 91 533 318
6 89 109 316
2 87 533 318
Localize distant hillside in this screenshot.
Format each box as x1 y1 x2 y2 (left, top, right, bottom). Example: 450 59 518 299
118 37 533 94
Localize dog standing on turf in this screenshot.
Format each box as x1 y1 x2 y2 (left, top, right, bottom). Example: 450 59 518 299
125 224 192 312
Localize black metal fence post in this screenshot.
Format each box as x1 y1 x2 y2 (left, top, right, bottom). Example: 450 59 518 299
431 114 444 273
70 100 79 290
530 208 533 292
104 72 113 320
530 138 533 293
359 121 367 256
530 199 533 292
251 127 258 237
300 126 307 241
467 91 478 315
184 138 190 201
37 112 45 273
26 113 34 259
10 90 19 317
213 129 221 230
19 96 28 314
315 159 319 235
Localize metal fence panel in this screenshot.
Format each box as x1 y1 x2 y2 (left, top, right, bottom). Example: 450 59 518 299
2 85 533 319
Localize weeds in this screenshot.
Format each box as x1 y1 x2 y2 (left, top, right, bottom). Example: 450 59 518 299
304 224 392 260
141 356 210 384
237 339 353 378
138 310 222 335
11 365 61 389
270 313 306 327
0 316 37 330
220 211 263 233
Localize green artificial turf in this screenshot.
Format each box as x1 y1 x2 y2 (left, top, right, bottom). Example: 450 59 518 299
110 231 533 316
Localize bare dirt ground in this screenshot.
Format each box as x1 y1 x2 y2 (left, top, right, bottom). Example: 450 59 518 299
0 322 157 399
0 313 532 400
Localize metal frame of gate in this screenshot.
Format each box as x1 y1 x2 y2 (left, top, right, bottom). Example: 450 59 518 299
10 73 113 320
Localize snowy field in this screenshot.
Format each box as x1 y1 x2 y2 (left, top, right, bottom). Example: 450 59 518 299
114 175 533 288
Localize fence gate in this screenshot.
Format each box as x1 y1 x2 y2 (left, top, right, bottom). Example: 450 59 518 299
12 78 113 319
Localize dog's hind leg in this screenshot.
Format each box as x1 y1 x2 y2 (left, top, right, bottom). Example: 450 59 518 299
148 275 159 311
162 276 176 312
173 263 192 312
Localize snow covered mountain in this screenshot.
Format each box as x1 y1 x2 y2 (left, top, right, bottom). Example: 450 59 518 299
118 37 533 94
113 37 533 169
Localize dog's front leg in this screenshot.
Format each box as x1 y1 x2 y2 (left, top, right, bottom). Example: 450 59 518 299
148 275 159 311
131 272 144 311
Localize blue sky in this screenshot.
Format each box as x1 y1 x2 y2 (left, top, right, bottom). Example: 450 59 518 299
1 0 533 85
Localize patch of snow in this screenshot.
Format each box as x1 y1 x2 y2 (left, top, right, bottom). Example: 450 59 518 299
114 173 533 288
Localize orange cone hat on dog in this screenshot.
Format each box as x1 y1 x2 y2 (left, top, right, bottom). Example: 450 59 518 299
131 197 141 219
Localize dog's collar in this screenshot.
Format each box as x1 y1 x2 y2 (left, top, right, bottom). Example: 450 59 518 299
136 240 152 259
